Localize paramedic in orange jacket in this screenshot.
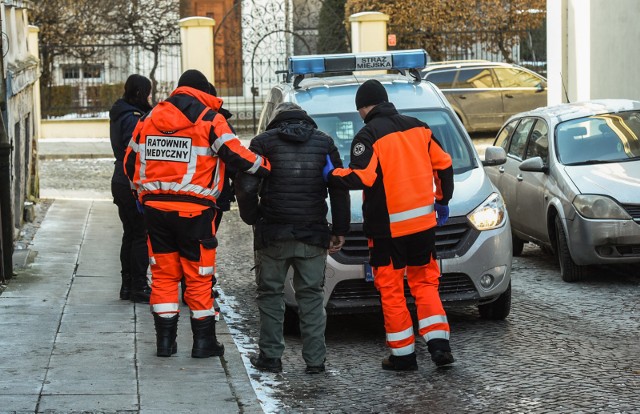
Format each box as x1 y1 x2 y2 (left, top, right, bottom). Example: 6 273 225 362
124 70 270 358
326 79 455 371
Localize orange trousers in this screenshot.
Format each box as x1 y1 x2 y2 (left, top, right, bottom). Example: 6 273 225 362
143 203 217 319
369 230 450 356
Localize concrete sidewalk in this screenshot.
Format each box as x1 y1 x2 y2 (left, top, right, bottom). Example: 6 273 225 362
1 199 262 413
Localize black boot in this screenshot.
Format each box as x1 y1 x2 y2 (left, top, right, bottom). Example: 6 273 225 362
428 338 455 366
119 273 132 300
131 274 151 303
381 352 418 371
153 313 178 357
191 316 225 358
250 350 283 373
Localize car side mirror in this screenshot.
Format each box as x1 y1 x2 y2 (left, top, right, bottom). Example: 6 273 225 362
482 146 507 166
519 156 548 173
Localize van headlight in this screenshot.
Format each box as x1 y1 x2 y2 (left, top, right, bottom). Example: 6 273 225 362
467 192 507 231
573 194 631 219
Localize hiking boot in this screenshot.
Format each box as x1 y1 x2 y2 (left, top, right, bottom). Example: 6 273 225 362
305 364 325 374
250 351 282 373
431 349 455 366
381 353 418 371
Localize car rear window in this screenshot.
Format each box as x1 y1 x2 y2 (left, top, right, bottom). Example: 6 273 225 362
312 109 475 174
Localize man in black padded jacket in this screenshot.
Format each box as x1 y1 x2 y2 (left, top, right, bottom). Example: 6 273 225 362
235 102 350 374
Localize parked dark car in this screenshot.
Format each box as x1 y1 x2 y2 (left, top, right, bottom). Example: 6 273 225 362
483 99 640 282
422 60 547 133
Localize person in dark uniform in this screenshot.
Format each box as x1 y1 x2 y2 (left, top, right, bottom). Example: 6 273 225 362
109 74 152 303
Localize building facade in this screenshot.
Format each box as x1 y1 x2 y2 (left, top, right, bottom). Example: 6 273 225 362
0 0 40 278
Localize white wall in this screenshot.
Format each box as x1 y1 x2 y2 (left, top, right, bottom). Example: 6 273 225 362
548 0 640 105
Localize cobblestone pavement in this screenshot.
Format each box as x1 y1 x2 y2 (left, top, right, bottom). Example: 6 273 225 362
37 157 640 413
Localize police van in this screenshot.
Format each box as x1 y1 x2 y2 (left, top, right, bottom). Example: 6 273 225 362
256 49 513 326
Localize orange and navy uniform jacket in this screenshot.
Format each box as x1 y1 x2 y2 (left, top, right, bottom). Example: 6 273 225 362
328 102 454 239
123 86 270 208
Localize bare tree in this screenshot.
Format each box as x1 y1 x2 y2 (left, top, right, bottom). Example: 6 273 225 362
30 0 117 89
108 0 181 104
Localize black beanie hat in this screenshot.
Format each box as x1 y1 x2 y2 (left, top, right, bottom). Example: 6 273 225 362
355 79 388 109
208 82 218 97
178 69 210 92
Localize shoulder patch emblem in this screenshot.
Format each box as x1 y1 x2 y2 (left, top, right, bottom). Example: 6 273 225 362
353 142 366 157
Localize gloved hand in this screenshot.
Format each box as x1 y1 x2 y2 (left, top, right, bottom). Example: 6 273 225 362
322 154 335 183
135 200 144 215
435 202 449 226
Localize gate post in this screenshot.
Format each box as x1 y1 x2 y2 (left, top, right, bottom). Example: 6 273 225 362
349 12 389 53
179 17 216 83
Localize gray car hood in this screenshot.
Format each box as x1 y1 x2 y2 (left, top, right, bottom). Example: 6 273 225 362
565 160 640 203
328 166 492 224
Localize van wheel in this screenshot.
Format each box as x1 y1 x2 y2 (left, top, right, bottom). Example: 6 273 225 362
554 216 585 282
512 234 525 256
478 282 511 320
283 306 300 335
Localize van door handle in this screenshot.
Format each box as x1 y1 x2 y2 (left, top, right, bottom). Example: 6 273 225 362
517 174 523 181
505 94 514 99
498 166 505 173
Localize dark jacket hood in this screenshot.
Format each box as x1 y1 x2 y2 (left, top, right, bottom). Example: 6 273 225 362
266 109 318 143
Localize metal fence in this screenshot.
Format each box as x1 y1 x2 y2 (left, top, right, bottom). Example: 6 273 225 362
39 36 182 119
422 29 547 77
38 4 546 139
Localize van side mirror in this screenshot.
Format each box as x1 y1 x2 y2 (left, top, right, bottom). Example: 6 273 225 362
482 146 507 166
519 156 548 173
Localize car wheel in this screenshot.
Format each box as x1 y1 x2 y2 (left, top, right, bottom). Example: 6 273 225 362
283 305 300 335
478 282 511 320
554 216 585 282
512 234 525 256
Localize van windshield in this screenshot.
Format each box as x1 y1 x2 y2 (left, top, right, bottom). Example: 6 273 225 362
310 109 476 173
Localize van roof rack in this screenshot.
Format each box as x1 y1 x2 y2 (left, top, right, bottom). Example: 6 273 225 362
287 49 428 88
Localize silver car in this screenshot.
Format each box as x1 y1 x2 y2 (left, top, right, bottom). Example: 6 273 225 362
484 99 640 282
257 50 513 329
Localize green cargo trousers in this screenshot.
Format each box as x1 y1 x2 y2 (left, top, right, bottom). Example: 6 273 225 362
255 240 327 367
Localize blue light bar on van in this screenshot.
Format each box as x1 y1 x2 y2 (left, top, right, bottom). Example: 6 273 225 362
288 49 428 76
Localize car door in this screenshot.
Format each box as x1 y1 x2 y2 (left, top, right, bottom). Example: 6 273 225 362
516 119 551 242
485 119 519 190
493 67 547 122
499 117 536 234
449 67 503 132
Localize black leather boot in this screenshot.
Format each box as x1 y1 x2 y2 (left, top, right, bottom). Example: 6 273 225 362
381 352 418 371
131 275 151 303
119 273 132 300
153 313 178 357
428 338 455 366
191 316 225 358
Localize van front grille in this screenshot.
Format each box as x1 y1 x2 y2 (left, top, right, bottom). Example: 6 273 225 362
334 217 476 263
329 273 477 302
